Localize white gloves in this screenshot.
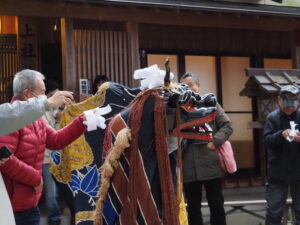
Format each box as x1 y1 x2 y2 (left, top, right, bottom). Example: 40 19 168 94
83 105 112 132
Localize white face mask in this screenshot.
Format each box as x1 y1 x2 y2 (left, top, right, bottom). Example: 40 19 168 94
30 90 46 99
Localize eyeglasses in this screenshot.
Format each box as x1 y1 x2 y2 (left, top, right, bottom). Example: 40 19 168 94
30 89 46 97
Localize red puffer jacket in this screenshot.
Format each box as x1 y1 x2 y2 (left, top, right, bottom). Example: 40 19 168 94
0 98 87 211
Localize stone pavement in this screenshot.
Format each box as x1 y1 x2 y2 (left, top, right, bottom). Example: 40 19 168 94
40 186 294 225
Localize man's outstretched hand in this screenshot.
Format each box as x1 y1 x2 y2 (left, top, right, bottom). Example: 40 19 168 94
47 91 74 108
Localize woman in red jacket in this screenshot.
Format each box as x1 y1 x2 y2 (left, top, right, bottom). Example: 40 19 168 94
0 69 87 225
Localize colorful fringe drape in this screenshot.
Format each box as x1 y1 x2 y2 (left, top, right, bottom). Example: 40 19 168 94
95 89 188 225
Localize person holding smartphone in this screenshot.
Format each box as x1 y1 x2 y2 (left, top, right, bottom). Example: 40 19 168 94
0 69 88 225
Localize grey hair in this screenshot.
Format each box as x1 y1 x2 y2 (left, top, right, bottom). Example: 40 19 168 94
13 69 45 98
180 72 200 84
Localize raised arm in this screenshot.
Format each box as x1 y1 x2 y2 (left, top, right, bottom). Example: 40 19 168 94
45 115 87 150
0 91 73 136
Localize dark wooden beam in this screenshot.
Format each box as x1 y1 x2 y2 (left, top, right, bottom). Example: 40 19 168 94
0 1 300 32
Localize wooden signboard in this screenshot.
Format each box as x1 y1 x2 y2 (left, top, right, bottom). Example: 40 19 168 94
18 17 39 70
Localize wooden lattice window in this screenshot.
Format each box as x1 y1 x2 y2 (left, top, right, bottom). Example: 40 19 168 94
258 97 277 120
0 34 18 103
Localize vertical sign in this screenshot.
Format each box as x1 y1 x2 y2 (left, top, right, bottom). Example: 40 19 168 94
18 17 39 70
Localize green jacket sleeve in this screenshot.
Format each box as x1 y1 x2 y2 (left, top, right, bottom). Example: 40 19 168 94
212 103 233 147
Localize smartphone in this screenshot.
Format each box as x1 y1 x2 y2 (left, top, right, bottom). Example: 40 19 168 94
0 145 13 160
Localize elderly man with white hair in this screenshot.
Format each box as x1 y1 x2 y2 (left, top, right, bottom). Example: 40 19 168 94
0 69 88 225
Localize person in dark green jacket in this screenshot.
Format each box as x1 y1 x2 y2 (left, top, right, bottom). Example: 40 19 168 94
180 72 233 225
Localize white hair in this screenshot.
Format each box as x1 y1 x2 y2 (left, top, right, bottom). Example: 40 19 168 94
180 72 200 84
13 69 45 98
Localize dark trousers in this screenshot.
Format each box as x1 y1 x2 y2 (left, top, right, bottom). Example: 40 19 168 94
184 178 226 225
14 206 40 225
43 163 61 223
55 180 75 225
266 179 300 225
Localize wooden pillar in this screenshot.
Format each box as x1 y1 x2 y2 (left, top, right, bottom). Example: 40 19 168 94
126 22 140 87
61 18 77 96
292 30 300 69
